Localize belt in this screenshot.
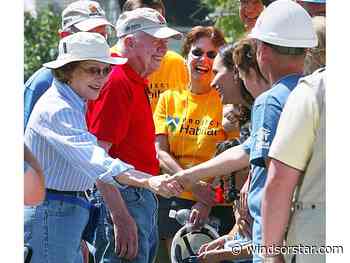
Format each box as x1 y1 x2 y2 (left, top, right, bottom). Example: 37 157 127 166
46 188 86 198
293 201 325 211
46 189 90 210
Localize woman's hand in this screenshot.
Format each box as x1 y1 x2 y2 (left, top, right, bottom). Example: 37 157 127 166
198 235 228 254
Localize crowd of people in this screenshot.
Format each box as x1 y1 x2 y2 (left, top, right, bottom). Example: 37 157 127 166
23 0 326 263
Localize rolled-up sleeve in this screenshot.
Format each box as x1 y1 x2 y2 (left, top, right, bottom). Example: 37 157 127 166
38 106 133 187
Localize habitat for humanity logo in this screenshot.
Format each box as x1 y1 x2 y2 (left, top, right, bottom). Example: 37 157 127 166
166 116 180 132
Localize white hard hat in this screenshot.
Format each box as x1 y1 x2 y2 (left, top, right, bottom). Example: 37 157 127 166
299 0 326 3
249 0 318 48
170 224 220 263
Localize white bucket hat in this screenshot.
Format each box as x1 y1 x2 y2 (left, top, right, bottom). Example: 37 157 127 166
61 0 114 32
43 32 127 69
116 7 182 40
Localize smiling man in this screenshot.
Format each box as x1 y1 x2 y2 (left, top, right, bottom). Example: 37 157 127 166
86 8 182 263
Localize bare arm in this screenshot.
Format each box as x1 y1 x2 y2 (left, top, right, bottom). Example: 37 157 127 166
261 158 301 250
155 134 183 174
172 145 249 188
24 144 45 205
96 140 138 260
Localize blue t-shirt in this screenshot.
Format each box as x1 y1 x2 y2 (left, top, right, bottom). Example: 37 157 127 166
247 74 302 262
24 67 53 128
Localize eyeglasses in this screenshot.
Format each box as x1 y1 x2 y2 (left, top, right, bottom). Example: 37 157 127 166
79 65 112 78
191 48 217 59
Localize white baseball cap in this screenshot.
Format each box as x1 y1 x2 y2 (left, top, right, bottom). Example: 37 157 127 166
116 7 182 40
61 0 114 32
43 32 127 69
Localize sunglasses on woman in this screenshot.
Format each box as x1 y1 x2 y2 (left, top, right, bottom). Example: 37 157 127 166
79 65 112 78
191 48 217 59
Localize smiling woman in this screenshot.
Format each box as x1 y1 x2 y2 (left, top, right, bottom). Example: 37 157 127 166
154 26 239 259
47 36 118 101
24 31 130 263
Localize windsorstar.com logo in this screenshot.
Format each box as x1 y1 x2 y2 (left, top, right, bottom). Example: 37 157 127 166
166 116 180 132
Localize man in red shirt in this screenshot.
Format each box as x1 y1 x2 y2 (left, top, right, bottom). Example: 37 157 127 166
86 8 182 263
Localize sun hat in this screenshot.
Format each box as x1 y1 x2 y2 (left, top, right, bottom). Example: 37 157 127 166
43 32 127 69
61 0 114 32
116 7 182 40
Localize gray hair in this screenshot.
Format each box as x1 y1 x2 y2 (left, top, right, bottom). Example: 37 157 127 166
304 16 326 75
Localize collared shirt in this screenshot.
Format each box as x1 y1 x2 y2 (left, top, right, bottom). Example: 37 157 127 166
24 67 54 128
25 78 133 191
246 74 302 262
86 63 160 175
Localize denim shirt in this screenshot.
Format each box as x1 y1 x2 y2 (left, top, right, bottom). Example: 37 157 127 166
24 78 133 191
24 67 53 129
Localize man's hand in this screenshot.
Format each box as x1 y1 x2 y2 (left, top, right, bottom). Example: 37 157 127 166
147 174 184 198
112 211 138 260
189 202 212 229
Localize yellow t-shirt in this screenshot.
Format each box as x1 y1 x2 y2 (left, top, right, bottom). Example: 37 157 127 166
148 50 189 112
154 88 239 200
110 46 189 112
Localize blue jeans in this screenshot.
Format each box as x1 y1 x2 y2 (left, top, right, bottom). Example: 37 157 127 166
24 198 89 263
92 187 159 263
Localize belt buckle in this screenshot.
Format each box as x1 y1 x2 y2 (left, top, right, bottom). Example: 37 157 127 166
294 201 303 210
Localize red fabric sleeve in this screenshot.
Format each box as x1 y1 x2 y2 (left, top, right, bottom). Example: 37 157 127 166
86 69 133 147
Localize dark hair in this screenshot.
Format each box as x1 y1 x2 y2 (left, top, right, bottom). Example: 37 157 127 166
219 44 254 107
122 0 165 16
261 0 276 7
218 44 235 70
52 61 81 84
233 38 267 83
181 26 226 58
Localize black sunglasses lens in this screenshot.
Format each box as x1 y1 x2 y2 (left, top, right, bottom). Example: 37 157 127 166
207 51 217 59
102 66 111 76
192 49 204 57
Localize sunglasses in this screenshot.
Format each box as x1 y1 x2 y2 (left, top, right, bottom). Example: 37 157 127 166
79 65 112 78
191 48 217 59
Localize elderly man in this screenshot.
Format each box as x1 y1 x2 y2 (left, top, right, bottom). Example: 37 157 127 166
297 0 326 17
117 0 189 113
86 8 182 263
24 0 115 128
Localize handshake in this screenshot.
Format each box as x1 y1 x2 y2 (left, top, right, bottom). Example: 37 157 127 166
147 170 196 198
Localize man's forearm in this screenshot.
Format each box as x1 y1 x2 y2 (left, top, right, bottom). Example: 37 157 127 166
115 170 152 189
262 159 301 249
95 180 131 223
183 145 249 182
158 150 183 174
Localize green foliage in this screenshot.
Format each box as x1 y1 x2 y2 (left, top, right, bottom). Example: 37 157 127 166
24 6 60 81
200 0 245 43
